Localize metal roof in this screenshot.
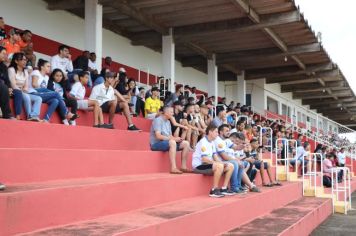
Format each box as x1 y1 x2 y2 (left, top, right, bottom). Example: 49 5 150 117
45 0 356 127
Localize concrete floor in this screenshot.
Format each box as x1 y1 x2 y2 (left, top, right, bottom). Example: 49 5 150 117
312 193 356 236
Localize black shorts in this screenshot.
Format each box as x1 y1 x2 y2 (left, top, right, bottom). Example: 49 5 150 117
101 101 122 113
194 164 213 175
254 160 268 170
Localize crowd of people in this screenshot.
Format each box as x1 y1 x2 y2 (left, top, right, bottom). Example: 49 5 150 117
0 18 353 195
147 87 353 197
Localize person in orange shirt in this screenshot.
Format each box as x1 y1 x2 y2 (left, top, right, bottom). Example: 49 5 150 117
1 28 21 60
19 30 36 67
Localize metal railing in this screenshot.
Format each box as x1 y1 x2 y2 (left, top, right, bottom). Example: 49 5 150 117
257 126 273 166
158 77 171 100
302 153 323 197
331 167 352 214
275 138 298 181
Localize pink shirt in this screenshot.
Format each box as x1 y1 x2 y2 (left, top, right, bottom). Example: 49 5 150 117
323 159 333 177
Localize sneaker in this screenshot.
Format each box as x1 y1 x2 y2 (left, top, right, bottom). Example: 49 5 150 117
250 186 261 193
93 124 101 128
0 182 6 191
128 125 141 131
27 117 41 122
220 188 237 196
209 189 225 198
240 186 249 191
100 123 114 129
62 120 70 126
69 120 76 126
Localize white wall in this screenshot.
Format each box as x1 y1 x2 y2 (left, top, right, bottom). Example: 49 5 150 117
1 0 208 90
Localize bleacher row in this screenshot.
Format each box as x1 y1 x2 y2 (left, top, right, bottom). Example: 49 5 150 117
1 24 356 236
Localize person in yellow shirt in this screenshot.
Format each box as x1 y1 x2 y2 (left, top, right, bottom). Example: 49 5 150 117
145 87 161 119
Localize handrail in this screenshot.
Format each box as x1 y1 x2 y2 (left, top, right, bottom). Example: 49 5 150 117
302 153 323 197
331 167 352 214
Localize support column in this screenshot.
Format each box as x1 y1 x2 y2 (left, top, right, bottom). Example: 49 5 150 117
162 28 175 92
207 54 218 105
85 0 102 71
237 71 246 105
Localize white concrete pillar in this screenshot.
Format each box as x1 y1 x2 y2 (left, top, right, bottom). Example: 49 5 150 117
162 28 175 92
85 0 102 71
207 54 218 105
237 71 246 105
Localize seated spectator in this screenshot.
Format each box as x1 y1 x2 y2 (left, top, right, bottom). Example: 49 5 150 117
102 56 115 71
199 104 212 127
190 86 197 102
90 72 141 131
145 87 161 119
337 148 346 179
18 30 36 67
192 123 235 197
8 52 42 121
297 134 303 147
0 181 4 191
323 153 334 187
0 46 14 119
248 139 281 187
29 59 77 124
127 78 139 115
93 67 109 86
0 17 6 42
73 51 89 71
1 28 21 60
135 87 145 117
185 104 200 148
51 45 76 85
88 52 98 74
47 69 78 125
170 101 189 140
115 68 130 101
290 141 310 175
215 124 259 193
229 132 260 192
165 84 183 107
69 71 107 128
212 107 235 128
150 106 190 174
183 85 191 98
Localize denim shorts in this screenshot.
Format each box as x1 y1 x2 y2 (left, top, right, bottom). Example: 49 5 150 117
151 140 181 152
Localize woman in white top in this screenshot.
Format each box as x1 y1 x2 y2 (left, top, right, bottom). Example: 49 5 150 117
30 59 77 124
8 52 42 121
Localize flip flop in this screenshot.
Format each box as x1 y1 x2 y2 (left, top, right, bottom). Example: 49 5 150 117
170 169 183 174
180 168 192 173
263 183 273 187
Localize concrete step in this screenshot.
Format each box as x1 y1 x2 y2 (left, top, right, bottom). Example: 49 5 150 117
0 119 151 150
19 182 302 236
221 197 332 236
0 148 193 184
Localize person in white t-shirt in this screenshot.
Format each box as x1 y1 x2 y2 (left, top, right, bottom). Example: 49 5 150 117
51 45 78 83
192 123 235 198
69 71 108 128
30 59 78 125
337 148 346 179
89 72 141 131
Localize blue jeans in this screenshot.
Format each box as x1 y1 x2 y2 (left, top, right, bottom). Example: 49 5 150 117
131 95 137 112
151 140 181 151
32 88 68 121
22 92 42 118
226 160 243 191
12 89 23 116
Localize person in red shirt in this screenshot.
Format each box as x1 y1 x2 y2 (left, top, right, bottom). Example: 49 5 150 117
19 30 36 67
1 28 21 60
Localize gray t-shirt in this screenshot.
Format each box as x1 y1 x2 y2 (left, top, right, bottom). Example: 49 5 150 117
150 116 172 146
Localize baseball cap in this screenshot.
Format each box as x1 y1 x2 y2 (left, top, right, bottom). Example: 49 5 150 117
119 67 126 73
